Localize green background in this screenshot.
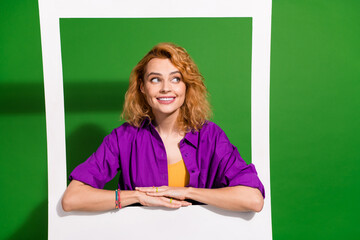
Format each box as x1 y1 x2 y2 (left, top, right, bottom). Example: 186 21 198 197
59 18 252 189
0 0 359 239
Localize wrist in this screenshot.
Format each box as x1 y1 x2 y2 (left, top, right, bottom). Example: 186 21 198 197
186 187 195 199
134 190 143 203
117 190 143 207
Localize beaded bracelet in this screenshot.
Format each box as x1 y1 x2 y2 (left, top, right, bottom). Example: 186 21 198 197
115 189 121 209
117 189 121 209
115 189 118 209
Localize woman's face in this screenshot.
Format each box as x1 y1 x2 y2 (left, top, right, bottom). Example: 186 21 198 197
141 58 186 119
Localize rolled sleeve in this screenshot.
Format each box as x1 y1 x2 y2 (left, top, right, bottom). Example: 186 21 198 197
213 125 265 198
220 146 265 198
69 129 120 189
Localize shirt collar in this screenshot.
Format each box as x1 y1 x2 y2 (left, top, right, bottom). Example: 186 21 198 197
140 117 199 149
184 130 199 148
140 117 153 128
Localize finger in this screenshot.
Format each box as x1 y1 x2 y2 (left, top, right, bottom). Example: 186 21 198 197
135 187 154 192
180 200 192 206
135 186 167 193
146 192 165 197
146 191 185 201
144 195 180 208
160 197 191 208
160 197 182 208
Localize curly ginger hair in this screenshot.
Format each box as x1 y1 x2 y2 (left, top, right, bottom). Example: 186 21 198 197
121 42 211 133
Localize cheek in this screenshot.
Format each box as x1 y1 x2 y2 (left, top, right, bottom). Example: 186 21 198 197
176 83 187 97
144 88 160 107
177 86 186 105
144 86 156 99
146 93 156 105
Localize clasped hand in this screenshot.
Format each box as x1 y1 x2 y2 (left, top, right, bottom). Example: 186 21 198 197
135 186 192 209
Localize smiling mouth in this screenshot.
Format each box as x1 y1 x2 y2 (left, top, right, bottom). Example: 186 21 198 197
156 97 176 104
157 97 175 100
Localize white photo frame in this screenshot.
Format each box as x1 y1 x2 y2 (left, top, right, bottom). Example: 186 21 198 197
38 0 272 239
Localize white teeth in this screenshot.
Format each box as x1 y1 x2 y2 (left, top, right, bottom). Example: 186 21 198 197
158 98 174 101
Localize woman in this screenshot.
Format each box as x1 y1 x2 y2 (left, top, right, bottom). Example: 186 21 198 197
62 42 265 212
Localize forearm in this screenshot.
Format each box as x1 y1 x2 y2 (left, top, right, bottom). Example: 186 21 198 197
62 180 140 212
186 185 264 212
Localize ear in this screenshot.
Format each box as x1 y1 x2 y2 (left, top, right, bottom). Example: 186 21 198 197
140 80 145 94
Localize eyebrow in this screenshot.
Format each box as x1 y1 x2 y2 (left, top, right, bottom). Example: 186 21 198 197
146 71 181 78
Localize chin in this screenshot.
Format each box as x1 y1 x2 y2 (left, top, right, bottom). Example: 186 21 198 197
154 107 181 116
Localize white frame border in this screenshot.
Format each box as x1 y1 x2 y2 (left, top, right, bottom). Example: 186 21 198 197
38 0 272 239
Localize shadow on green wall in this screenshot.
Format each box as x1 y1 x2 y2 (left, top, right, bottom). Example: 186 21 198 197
9 200 47 239
63 81 127 112
64 81 128 190
66 123 107 182
0 81 128 114
65 123 122 190
0 83 45 114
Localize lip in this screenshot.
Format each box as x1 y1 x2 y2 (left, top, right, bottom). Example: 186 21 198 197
157 96 176 98
156 96 176 104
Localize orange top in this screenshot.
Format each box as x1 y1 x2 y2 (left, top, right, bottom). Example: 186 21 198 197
168 159 190 187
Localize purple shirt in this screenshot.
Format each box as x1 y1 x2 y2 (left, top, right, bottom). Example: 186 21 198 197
69 118 265 198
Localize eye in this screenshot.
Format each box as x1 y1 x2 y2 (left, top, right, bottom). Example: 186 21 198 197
171 77 181 83
150 77 160 83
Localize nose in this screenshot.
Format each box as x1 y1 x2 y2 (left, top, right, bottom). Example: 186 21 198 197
160 79 171 93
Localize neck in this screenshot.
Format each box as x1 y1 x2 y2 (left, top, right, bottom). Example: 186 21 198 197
153 109 181 137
